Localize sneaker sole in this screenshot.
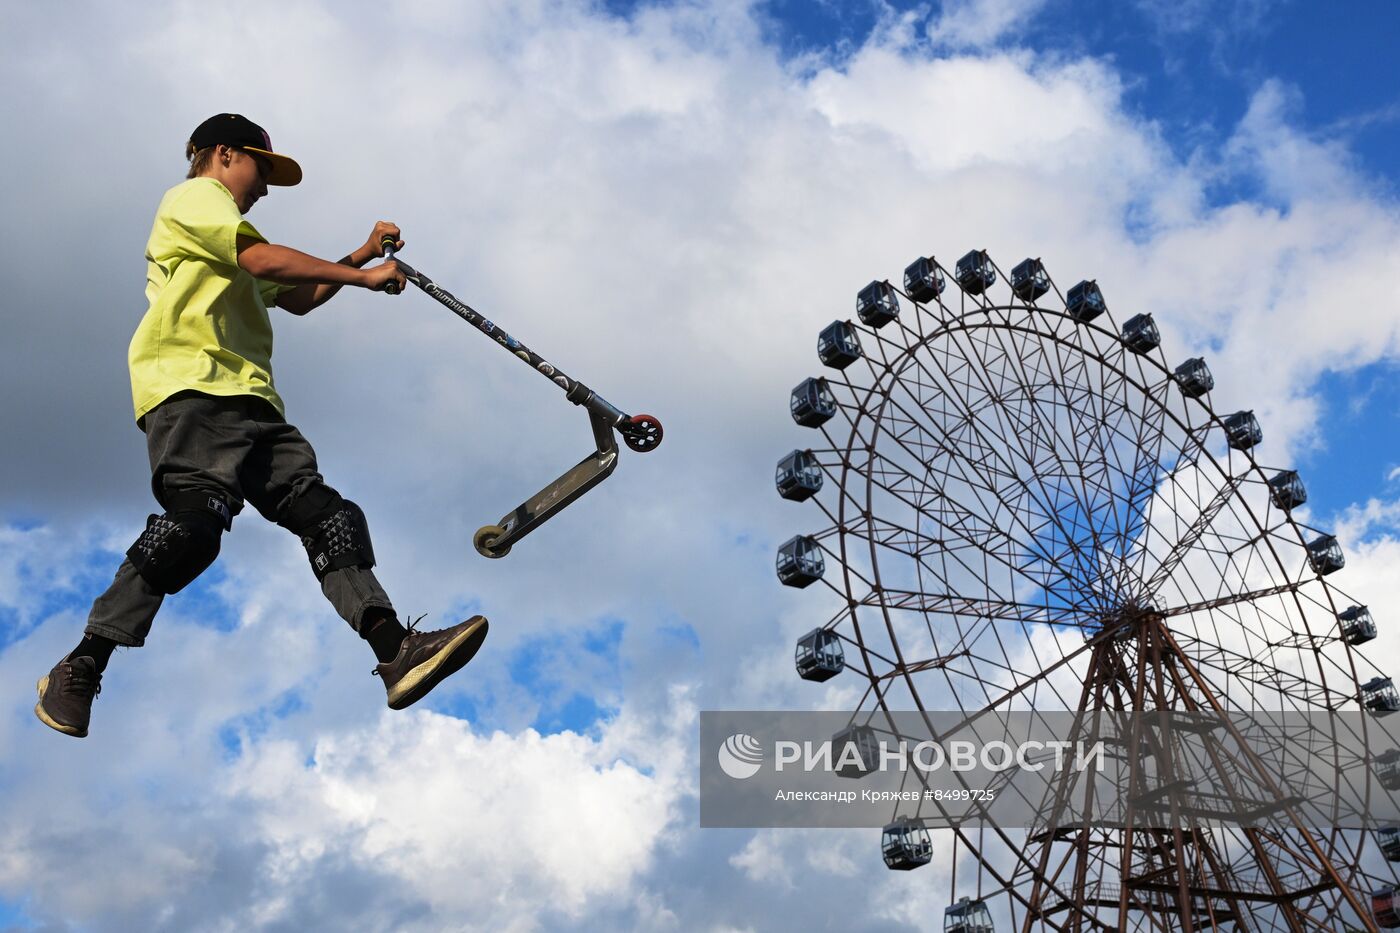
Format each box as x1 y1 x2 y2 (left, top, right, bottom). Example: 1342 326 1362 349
34 675 87 738
387 617 489 710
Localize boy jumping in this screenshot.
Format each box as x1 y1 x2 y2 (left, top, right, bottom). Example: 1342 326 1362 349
35 113 488 738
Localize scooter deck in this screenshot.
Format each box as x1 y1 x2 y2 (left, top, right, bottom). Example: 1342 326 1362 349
474 411 618 558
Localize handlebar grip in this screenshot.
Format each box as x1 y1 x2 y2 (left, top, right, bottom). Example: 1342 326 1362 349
380 236 400 294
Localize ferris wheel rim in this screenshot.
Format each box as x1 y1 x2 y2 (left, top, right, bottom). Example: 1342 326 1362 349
781 251 1390 928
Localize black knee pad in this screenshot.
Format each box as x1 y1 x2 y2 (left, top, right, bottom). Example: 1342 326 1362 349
290 491 376 582
127 491 232 594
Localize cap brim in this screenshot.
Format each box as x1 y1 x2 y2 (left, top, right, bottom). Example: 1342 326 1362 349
243 147 302 186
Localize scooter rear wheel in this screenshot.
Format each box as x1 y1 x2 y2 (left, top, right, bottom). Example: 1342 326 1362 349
474 524 510 558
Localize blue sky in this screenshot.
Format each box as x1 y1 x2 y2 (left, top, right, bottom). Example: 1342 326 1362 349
2 0 1399 930
753 0 1400 196
1303 359 1400 517
0 900 33 932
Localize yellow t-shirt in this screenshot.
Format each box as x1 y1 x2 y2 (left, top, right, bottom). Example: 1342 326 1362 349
128 177 293 424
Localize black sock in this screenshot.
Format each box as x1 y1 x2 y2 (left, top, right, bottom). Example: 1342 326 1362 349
67 634 119 674
363 611 408 663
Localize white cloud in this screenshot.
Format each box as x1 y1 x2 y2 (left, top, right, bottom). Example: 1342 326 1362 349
729 831 796 889
1131 0 1282 75
926 0 1050 50
807 48 1151 179
1134 0 1277 38
224 705 691 926
1225 79 1362 204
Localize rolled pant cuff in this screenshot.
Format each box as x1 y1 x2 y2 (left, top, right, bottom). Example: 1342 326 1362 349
352 600 396 635
83 622 146 648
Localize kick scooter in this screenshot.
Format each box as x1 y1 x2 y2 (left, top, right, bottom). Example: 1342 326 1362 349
382 238 662 558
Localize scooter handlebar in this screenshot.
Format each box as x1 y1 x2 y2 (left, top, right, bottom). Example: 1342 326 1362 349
380 235 400 294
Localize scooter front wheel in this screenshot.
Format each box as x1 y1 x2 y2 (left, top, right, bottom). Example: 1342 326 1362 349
623 414 663 453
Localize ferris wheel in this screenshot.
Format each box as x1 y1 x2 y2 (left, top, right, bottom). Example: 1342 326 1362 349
774 249 1399 931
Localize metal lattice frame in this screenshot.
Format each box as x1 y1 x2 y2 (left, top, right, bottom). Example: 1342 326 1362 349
783 251 1395 931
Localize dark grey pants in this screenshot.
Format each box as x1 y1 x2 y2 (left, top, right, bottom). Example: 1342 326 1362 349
85 391 393 647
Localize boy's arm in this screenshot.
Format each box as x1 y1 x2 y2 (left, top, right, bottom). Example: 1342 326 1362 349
236 222 405 316
269 248 372 317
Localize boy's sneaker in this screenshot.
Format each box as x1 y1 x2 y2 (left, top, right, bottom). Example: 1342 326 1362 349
35 655 102 738
374 615 488 710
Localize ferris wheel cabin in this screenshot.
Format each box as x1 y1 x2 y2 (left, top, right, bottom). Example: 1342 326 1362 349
1340 605 1377 646
1307 534 1345 575
818 320 863 370
1362 677 1400 713
1010 258 1050 302
833 723 879 778
1376 750 1400 790
795 627 844 681
1066 280 1106 322
857 281 900 328
1121 313 1160 354
955 249 997 295
945 896 995 933
1378 827 1400 862
791 377 837 427
1223 410 1263 451
881 818 932 870
776 449 823 501
1374 887 1400 928
776 535 825 588
904 255 946 302
1268 470 1308 511
1174 357 1215 398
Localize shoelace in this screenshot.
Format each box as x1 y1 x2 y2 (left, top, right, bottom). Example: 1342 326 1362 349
65 663 102 700
370 613 430 676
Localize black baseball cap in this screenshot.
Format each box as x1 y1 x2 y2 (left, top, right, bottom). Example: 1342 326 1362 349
189 113 302 186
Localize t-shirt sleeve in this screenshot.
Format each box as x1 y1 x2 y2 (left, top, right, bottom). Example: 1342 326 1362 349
259 279 297 305
160 181 266 270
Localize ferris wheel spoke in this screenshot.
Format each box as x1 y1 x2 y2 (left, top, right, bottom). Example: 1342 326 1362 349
1166 632 1347 709
857 587 1087 627
1159 581 1306 619
866 650 970 681
1142 475 1249 594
